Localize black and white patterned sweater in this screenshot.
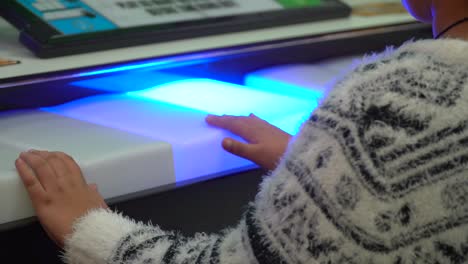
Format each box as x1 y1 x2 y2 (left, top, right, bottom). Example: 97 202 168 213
64 39 468 264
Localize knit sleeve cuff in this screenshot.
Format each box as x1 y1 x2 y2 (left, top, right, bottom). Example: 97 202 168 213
62 208 148 264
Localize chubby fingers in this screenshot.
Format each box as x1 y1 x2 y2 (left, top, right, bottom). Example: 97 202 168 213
15 156 48 204
33 151 70 179
222 137 259 162
18 151 61 192
52 151 87 186
206 114 257 141
16 150 87 191
36 151 87 186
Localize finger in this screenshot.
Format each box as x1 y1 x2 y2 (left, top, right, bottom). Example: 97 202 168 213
54 152 87 186
88 183 98 192
248 113 269 123
20 151 58 191
206 115 253 140
34 151 70 179
222 137 259 161
15 157 47 202
54 152 82 176
205 114 233 127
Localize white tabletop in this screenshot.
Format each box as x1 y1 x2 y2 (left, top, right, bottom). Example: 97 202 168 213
0 6 417 84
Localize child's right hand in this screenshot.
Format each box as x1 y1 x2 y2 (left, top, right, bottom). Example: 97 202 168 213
15 150 108 248
206 114 292 170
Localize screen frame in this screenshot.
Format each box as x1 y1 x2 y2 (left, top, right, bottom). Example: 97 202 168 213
0 0 351 58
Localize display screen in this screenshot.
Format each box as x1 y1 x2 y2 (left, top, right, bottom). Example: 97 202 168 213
17 0 322 35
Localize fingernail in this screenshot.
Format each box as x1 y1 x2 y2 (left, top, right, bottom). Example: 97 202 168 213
224 139 233 148
28 149 38 153
16 158 24 164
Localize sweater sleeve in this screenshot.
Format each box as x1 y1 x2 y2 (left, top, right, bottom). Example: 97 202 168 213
62 208 258 264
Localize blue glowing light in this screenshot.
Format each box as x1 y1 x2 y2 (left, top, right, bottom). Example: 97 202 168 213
73 71 188 92
77 61 172 77
127 78 320 134
76 55 214 78
244 74 325 100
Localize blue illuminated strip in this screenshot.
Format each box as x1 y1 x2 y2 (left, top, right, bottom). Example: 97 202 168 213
75 55 213 78
127 78 320 134
77 61 173 77
49 76 323 135
245 74 324 100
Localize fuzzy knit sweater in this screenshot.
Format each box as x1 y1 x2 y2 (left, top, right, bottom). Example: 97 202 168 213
64 39 468 264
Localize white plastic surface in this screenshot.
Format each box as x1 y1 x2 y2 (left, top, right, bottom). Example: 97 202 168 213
0 110 174 225
43 94 258 183
41 75 323 186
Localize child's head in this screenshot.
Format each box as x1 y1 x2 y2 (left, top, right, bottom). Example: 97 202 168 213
403 0 468 39
402 0 432 23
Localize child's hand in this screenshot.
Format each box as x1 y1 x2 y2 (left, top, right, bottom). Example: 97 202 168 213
15 150 108 248
206 114 292 170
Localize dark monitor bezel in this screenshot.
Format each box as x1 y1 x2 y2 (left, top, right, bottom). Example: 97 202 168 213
0 0 351 58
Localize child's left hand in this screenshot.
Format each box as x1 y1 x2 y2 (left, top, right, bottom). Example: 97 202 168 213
15 150 108 248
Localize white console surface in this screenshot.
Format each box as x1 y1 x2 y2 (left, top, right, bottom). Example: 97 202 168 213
43 93 256 184
0 105 259 225
0 110 175 225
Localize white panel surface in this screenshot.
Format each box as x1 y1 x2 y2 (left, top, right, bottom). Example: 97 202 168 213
0 110 174 225
43 94 256 183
